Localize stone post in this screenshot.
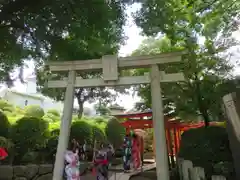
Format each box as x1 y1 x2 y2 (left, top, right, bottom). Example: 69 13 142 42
223 91 240 180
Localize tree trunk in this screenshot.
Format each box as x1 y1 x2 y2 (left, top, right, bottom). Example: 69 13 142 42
76 95 84 119
77 101 84 119
199 103 210 127
195 79 210 127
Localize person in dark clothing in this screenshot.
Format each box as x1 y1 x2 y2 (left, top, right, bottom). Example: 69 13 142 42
122 135 132 172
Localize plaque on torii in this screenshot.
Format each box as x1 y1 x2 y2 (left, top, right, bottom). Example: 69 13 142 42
46 52 185 180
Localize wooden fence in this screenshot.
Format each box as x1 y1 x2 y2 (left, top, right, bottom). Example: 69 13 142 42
178 159 226 180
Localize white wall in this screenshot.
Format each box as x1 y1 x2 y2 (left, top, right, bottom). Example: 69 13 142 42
42 97 64 112
25 80 37 94
4 91 44 109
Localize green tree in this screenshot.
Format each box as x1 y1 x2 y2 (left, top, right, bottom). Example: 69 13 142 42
94 102 111 116
0 0 126 86
133 0 239 125
132 37 237 124
10 117 50 164
34 0 128 118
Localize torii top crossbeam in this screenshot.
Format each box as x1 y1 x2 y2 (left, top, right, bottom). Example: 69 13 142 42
46 51 184 72
46 52 185 88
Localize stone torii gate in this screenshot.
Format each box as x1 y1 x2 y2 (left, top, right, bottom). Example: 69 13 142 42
46 52 185 180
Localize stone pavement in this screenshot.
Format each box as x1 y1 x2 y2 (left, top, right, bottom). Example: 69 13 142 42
109 162 156 180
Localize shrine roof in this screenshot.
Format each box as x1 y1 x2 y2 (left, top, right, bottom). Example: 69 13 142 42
113 110 152 118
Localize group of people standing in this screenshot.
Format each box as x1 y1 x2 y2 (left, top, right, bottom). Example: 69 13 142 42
122 132 142 172
64 132 142 180
64 139 114 180
1 134 142 180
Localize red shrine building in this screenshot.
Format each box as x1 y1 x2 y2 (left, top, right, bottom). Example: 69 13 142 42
113 111 212 156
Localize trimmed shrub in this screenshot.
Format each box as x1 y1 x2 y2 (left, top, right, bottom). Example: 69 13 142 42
0 99 13 110
21 151 40 164
105 117 125 148
43 135 59 163
10 117 50 164
178 126 234 179
3 106 15 113
0 136 14 164
0 110 10 137
15 106 25 115
94 116 108 124
24 105 45 118
92 124 106 142
43 113 60 122
70 121 93 144
47 109 60 117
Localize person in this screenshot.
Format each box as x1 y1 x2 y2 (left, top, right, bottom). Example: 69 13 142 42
93 143 109 180
122 134 132 172
0 147 8 165
83 140 87 160
65 140 80 180
132 133 141 170
107 144 114 168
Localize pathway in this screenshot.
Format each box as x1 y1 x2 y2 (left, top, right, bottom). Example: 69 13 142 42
109 162 156 180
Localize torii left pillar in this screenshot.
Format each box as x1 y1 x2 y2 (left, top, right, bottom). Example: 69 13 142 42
52 70 76 180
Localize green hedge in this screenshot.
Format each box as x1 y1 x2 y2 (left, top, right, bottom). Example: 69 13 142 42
0 111 10 137
47 109 60 117
70 121 93 144
105 117 125 148
0 100 126 164
24 105 45 118
10 117 50 164
178 126 234 179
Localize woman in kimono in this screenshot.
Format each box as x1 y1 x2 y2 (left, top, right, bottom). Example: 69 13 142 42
65 140 80 180
122 134 132 172
94 144 109 180
132 134 141 170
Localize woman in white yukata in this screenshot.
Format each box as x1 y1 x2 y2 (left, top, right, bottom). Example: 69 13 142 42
65 139 80 180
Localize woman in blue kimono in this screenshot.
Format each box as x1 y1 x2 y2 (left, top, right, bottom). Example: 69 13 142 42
122 134 132 172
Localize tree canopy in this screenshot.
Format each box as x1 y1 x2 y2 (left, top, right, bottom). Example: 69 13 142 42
132 0 239 125
0 0 126 85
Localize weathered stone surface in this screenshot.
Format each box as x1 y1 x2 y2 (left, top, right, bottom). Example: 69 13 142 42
15 177 27 180
0 163 95 180
38 164 53 175
35 173 52 180
25 164 39 179
0 165 13 180
14 166 27 177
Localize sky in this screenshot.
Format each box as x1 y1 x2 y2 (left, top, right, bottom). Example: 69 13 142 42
11 3 240 110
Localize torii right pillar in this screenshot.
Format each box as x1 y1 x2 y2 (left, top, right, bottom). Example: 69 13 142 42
150 65 170 180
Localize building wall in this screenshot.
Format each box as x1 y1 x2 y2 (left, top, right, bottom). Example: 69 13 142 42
42 98 64 112
110 109 125 115
4 91 44 109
